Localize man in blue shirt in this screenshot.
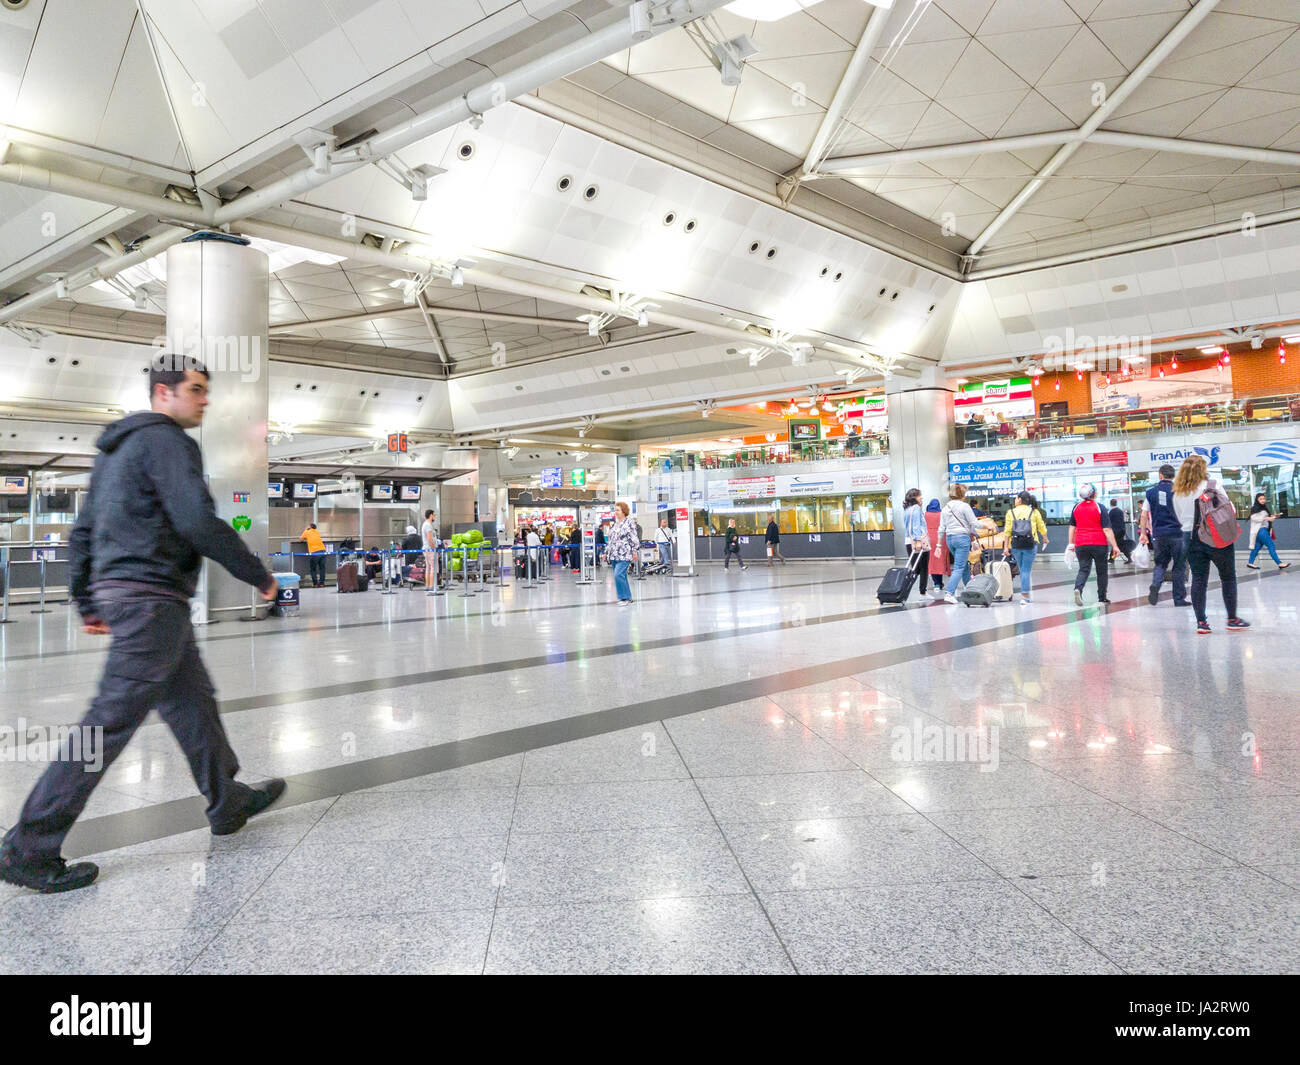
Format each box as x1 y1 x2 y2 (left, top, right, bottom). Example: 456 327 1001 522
1139 464 1189 607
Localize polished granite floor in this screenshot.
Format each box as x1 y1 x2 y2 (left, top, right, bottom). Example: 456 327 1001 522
1 559 1297 974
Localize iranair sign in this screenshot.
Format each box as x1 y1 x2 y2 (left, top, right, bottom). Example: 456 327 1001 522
1132 438 1299 469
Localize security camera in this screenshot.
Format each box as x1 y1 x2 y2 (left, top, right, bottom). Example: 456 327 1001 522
1 0 31 10
1251 335 1264 350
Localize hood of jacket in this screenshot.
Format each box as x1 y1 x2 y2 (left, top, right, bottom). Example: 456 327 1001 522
95 411 179 453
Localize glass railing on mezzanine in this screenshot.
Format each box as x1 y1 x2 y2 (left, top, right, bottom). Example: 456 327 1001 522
643 434 889 475
955 392 1300 450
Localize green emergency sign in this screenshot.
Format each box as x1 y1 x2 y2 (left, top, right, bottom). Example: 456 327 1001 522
232 515 252 532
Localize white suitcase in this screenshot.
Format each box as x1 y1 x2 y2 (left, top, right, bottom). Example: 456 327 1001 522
990 559 1014 601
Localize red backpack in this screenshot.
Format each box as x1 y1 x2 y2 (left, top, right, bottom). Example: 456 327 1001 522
1195 481 1241 548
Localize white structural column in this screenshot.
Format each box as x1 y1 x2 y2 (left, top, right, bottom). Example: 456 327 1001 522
165 235 271 619
885 367 954 560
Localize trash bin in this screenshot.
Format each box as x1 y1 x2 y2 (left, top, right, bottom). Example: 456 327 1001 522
274 571 301 616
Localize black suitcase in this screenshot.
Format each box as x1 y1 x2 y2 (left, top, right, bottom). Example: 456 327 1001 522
877 551 922 605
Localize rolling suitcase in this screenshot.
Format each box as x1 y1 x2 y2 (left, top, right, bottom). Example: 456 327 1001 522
877 551 922 606
336 561 359 593
959 572 999 608
989 559 1014 601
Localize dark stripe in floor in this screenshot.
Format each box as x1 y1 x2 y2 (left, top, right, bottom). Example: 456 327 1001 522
58 572 1249 860
212 573 1094 716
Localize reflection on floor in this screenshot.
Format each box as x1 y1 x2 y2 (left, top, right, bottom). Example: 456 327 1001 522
1 560 1297 974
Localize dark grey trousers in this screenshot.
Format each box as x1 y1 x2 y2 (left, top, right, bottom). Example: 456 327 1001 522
3 595 252 860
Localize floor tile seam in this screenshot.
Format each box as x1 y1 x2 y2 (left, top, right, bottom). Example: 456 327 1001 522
481 761 528 975
0 573 873 664
994 871 1136 974
1103 794 1291 871
649 720 802 975
1234 863 1300 893
180 793 346 975
492 888 759 910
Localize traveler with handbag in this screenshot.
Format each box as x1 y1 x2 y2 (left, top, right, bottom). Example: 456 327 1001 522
764 513 785 565
1247 493 1290 571
1067 483 1120 606
1173 455 1249 634
1003 490 1047 604
940 484 981 604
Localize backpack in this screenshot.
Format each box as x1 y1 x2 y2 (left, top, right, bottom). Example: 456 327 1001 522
1196 481 1241 548
1010 507 1035 550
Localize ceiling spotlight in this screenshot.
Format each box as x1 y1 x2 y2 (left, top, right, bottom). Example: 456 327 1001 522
450 266 464 287
637 309 649 327
132 287 147 310
54 279 68 299
587 319 599 337
1171 358 1178 370
628 0 653 40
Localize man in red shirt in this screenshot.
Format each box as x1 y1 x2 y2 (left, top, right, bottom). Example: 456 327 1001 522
1068 483 1120 606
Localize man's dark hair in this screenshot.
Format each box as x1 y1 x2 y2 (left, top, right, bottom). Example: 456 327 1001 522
148 355 209 400
308 523 317 529
1110 499 1118 507
424 510 434 519
1159 464 1176 479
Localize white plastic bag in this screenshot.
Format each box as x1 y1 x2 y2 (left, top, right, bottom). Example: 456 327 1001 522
1132 542 1151 569
1062 545 1078 572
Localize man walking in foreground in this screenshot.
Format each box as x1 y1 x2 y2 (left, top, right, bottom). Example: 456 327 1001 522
0 360 286 893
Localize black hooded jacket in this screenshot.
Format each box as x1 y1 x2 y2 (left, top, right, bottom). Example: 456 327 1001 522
69 412 271 618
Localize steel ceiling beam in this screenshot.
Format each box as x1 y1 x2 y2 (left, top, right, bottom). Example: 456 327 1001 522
964 0 1223 264
268 302 588 336
782 3 892 201
0 0 734 319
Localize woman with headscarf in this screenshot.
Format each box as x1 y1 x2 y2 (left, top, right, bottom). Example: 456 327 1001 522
924 497 946 597
1173 455 1249 634
1067 482 1119 606
1247 493 1290 571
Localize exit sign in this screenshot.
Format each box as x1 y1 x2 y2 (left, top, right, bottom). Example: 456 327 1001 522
570 468 586 486
387 433 408 454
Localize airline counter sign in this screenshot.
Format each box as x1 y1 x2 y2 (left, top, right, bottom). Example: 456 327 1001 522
1024 452 1128 475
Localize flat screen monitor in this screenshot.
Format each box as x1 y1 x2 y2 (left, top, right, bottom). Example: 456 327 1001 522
1 475 29 495
268 482 284 499
369 483 394 502
292 482 317 500
398 484 421 501
540 466 562 488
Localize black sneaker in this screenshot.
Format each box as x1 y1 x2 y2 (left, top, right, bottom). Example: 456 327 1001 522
1175 600 1193 607
1147 586 1159 606
1226 617 1251 630
1196 620 1211 635
0 843 99 894
210 779 287 837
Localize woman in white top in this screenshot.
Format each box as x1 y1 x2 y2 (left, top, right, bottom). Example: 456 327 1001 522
1173 455 1248 635
940 484 982 604
1247 493 1289 571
